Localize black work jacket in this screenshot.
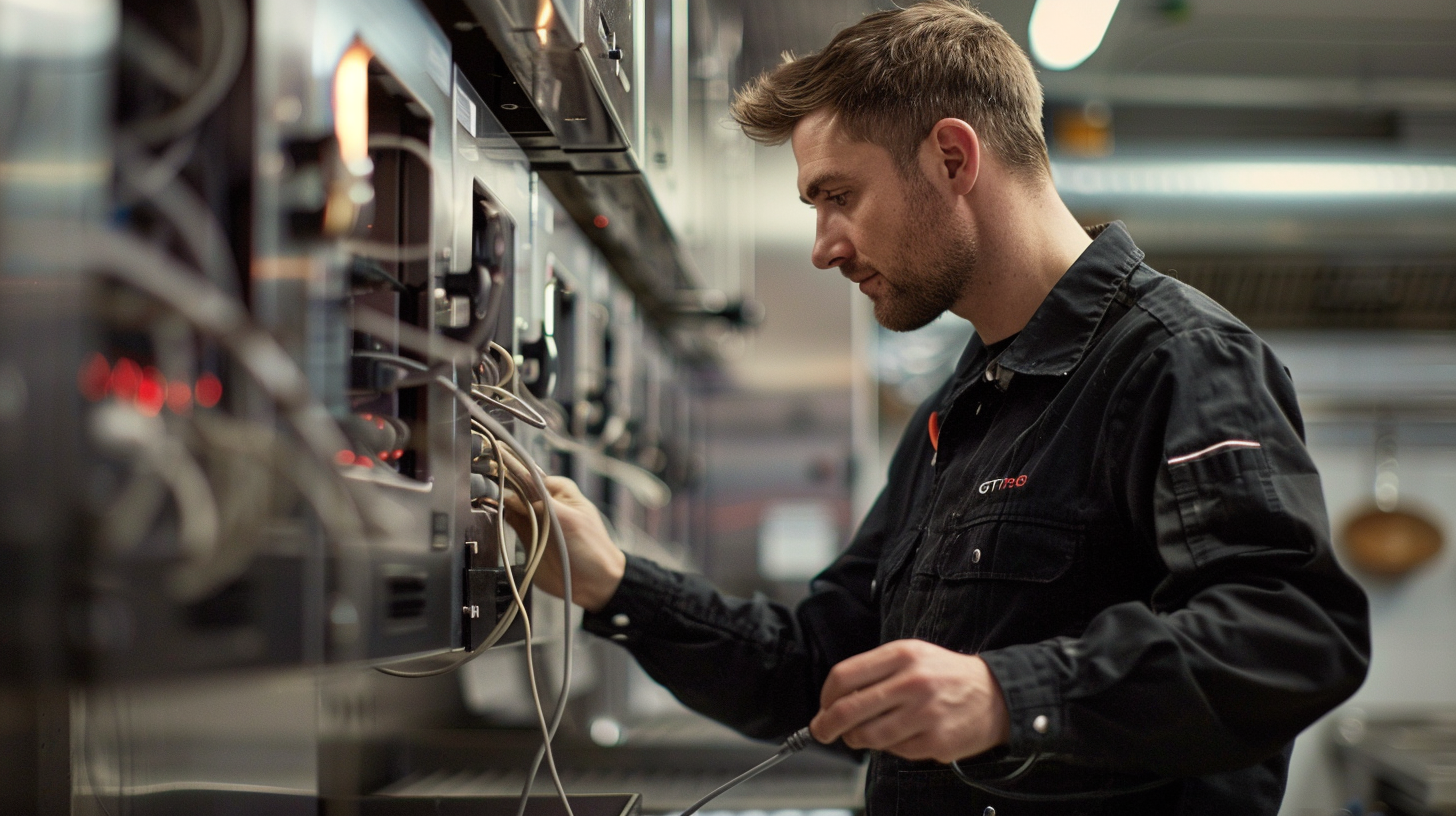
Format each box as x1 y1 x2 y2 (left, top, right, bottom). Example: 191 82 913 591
584 223 1370 815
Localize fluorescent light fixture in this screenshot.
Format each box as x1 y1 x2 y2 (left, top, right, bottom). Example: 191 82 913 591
1052 160 1456 199
1028 0 1120 71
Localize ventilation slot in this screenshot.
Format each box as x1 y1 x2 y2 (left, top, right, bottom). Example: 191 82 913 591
385 574 427 620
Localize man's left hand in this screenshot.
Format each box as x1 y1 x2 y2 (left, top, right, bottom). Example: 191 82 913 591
809 639 1011 763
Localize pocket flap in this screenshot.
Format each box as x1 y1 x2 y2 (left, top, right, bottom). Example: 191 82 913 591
923 519 1079 582
876 528 923 593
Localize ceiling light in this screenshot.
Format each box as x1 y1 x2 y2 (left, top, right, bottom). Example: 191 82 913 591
1052 160 1456 199
1028 0 1120 71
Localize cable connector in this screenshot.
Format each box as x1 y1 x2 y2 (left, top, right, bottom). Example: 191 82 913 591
781 726 814 754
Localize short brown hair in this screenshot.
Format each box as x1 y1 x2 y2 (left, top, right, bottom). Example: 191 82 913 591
731 1 1049 180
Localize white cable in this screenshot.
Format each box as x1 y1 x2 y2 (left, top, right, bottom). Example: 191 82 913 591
497 503 575 816
540 428 671 509
472 383 549 429
368 134 434 171
434 376 576 816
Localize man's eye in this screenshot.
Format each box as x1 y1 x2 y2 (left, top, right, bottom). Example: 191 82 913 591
831 193 848 206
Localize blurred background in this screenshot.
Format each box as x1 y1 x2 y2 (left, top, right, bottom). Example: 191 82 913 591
4 0 1456 814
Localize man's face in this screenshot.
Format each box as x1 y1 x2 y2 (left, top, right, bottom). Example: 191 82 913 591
792 110 976 332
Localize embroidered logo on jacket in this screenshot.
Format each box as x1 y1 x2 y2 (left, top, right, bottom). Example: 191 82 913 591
979 475 1028 494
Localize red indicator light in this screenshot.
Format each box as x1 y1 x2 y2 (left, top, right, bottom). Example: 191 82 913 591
377 451 389 459
195 372 223 408
136 367 166 416
357 456 374 469
391 449 403 460
78 354 110 401
166 380 192 414
335 449 356 466
374 417 385 429
592 215 609 229
109 359 142 401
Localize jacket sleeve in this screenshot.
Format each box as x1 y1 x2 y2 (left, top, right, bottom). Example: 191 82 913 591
580 399 939 742
977 327 1370 776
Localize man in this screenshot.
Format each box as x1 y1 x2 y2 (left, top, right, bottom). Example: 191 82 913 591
522 2 1370 813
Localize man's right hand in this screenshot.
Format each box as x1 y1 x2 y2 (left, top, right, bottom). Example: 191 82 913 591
503 475 625 612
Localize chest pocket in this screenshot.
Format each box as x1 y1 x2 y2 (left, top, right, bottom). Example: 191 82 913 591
919 516 1081 582
906 516 1085 650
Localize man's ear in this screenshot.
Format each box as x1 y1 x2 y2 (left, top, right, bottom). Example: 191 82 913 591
926 118 980 197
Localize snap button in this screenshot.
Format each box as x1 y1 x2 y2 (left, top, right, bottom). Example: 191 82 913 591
971 548 982 564
1032 714 1049 734
610 633 629 642
982 808 996 816
611 613 630 628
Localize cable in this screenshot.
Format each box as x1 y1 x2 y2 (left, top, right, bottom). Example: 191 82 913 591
349 257 409 293
472 383 549 429
338 136 438 265
116 136 242 295
349 318 576 788
488 342 516 388
368 133 434 170
91 402 221 575
373 383 557 678
497 503 575 816
122 0 247 146
675 727 816 816
374 437 540 677
433 376 576 816
15 227 389 612
537 426 671 509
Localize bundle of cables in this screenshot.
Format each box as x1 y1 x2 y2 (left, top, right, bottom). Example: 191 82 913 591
348 319 577 816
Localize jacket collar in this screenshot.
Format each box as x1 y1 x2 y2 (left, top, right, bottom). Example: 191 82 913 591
993 221 1144 377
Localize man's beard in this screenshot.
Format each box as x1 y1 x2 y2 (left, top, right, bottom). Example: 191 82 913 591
858 195 977 333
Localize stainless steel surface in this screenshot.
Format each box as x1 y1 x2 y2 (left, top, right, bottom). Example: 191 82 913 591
1336 712 1456 814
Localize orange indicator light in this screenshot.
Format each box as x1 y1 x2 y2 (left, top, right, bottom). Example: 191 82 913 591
333 42 374 174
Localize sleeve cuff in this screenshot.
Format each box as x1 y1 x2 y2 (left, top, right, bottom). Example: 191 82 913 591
979 641 1067 755
580 553 676 646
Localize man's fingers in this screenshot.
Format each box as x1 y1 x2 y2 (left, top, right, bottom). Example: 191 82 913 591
810 677 903 744
837 705 927 753
819 641 916 709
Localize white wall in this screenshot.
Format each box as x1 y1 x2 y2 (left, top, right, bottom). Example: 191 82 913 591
1272 333 1456 815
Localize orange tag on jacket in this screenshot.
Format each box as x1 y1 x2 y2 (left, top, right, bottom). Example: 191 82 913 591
928 410 941 451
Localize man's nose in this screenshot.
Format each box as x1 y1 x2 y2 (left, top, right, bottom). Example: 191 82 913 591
811 215 852 270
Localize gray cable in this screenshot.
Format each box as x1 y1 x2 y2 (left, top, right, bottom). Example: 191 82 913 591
435 375 576 816
123 0 247 146
676 728 816 816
